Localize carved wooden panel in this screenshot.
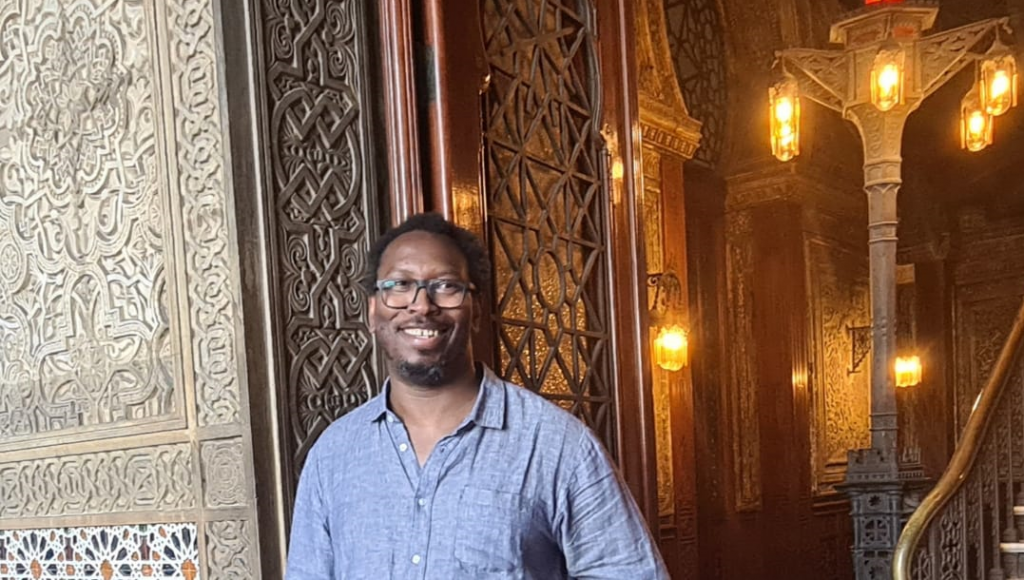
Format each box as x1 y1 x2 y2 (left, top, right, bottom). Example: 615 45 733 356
0 444 195 519
481 0 617 451
0 0 181 444
953 292 1021 434
950 213 1024 437
258 0 382 483
724 210 761 510
664 0 727 166
805 236 871 497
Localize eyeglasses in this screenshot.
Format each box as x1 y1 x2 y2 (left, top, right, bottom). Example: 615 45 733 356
374 279 476 309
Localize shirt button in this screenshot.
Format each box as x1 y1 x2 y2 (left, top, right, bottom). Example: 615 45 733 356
412 554 422 565
417 498 427 507
387 415 395 423
399 443 408 452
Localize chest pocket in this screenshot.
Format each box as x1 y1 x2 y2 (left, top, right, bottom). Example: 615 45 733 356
454 487 527 576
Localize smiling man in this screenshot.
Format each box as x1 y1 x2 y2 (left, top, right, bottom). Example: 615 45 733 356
285 213 668 580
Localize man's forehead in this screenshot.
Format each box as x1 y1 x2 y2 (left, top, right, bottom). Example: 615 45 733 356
380 231 468 268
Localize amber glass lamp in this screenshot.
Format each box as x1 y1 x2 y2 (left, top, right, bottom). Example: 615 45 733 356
871 43 905 112
961 86 993 152
653 325 688 372
895 356 922 388
981 43 1018 117
769 76 800 162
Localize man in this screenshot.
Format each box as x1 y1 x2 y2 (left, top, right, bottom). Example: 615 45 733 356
286 213 669 579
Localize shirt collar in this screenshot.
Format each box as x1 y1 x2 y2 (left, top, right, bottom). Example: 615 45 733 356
370 363 506 430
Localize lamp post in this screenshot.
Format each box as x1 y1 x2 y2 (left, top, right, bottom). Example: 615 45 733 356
769 1 1016 578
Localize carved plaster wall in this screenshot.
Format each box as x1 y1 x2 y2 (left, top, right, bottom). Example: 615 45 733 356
0 0 259 577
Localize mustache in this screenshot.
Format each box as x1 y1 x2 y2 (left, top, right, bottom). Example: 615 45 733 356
399 317 448 330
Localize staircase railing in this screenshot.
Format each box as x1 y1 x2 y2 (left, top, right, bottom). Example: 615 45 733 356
894 296 1024 580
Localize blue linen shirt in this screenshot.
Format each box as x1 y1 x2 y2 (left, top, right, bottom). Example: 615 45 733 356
285 365 669 579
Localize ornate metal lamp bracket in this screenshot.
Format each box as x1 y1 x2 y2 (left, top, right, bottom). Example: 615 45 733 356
848 324 873 375
647 271 683 319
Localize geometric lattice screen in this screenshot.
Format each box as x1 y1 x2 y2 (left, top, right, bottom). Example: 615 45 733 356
664 0 727 167
480 0 617 454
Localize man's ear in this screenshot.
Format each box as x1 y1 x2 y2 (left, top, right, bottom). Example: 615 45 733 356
368 297 377 333
471 293 484 332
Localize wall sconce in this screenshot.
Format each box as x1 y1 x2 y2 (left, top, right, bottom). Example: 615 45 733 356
769 73 801 162
648 271 688 372
981 40 1018 117
871 42 906 112
895 356 922 388
961 86 993 152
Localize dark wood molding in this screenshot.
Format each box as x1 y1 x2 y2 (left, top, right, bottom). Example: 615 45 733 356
380 0 424 222
603 0 661 524
421 0 487 234
218 0 286 575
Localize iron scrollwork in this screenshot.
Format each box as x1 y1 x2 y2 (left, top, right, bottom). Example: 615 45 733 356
848 324 873 375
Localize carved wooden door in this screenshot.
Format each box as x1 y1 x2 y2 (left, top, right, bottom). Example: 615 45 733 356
423 0 659 519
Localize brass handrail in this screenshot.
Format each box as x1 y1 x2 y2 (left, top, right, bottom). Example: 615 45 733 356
893 295 1024 580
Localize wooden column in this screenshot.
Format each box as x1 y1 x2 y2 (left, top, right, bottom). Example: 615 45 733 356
634 0 702 576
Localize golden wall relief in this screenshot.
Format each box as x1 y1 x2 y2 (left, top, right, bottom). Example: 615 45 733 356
805 236 871 497
725 209 761 511
640 146 674 519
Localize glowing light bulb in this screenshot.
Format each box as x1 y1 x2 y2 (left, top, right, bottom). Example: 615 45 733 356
775 99 793 123
878 65 899 91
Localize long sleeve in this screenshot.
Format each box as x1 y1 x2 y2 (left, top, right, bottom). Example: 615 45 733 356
557 432 670 580
285 446 334 580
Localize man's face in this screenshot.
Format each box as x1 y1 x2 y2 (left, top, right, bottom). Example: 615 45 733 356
369 230 480 387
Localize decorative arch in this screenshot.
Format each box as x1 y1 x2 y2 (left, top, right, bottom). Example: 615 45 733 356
664 0 728 167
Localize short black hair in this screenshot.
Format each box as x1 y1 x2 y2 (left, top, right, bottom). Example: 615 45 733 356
361 213 492 298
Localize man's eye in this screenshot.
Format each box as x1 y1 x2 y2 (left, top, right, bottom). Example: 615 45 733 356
433 281 463 294
387 280 413 292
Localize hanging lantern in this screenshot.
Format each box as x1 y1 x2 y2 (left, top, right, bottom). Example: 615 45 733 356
654 325 688 372
895 356 922 388
981 42 1018 117
871 42 905 112
769 76 800 162
961 86 993 152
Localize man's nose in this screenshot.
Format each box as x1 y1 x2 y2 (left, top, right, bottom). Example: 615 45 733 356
406 286 438 313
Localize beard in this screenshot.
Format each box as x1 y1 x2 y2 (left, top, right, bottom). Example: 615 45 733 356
375 320 473 388
395 359 449 387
